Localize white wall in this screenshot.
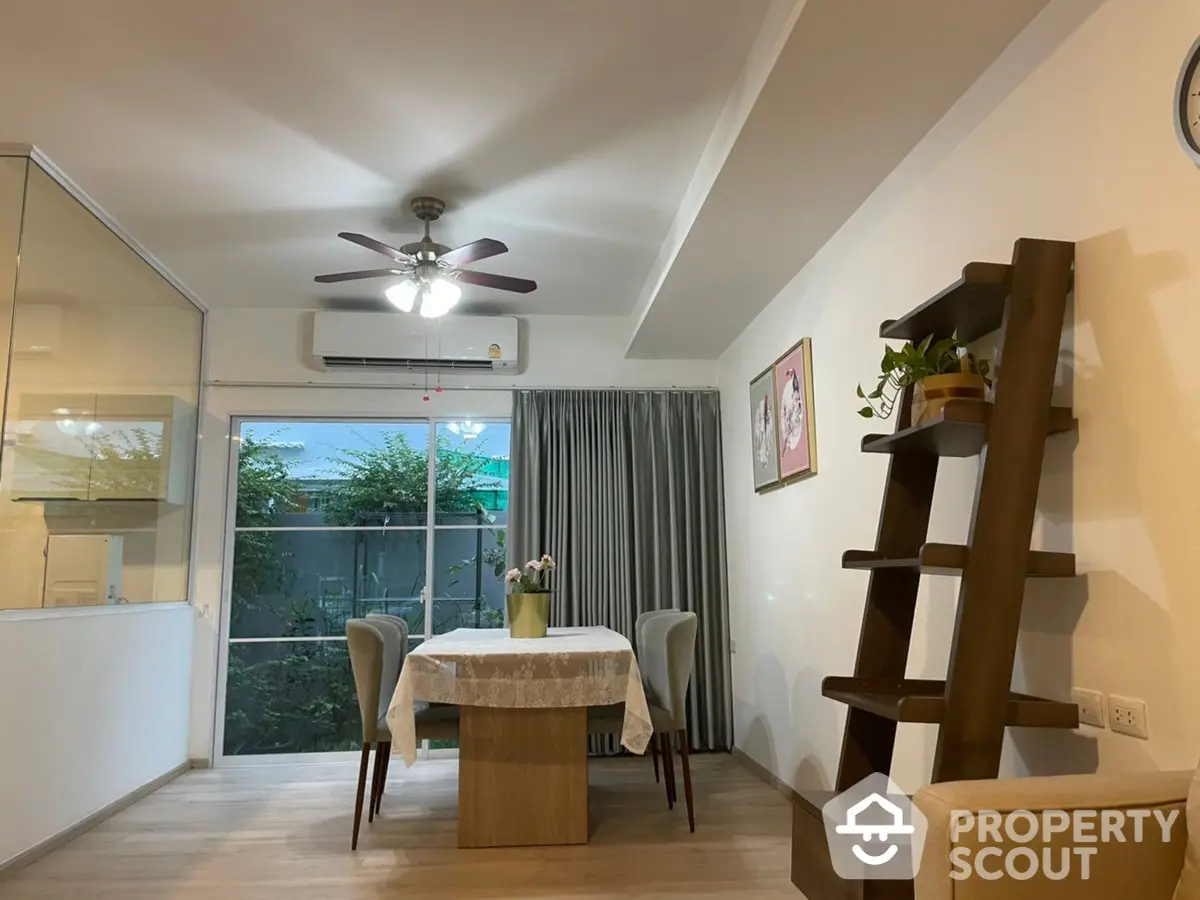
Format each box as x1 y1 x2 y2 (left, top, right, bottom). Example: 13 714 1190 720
0 603 193 867
189 309 716 760
720 0 1200 794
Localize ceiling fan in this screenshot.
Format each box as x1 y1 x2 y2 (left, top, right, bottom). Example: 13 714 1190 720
314 196 537 318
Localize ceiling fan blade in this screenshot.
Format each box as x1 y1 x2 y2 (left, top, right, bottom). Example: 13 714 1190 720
439 238 508 267
455 269 537 294
337 232 414 263
314 268 403 283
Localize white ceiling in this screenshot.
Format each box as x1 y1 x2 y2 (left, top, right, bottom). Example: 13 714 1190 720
0 0 771 316
1 0 1060 359
628 0 1053 359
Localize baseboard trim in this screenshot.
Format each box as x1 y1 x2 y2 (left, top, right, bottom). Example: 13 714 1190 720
732 745 801 804
0 760 191 878
188 757 212 770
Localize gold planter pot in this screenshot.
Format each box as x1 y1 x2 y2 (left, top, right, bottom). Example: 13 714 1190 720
507 592 550 639
911 372 987 425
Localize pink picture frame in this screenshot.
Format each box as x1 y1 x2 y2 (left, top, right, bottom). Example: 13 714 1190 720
772 337 818 481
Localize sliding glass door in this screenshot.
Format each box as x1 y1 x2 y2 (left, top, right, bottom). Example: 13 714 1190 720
219 417 510 759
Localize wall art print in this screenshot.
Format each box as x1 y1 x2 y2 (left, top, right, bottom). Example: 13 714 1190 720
772 337 817 482
748 365 780 491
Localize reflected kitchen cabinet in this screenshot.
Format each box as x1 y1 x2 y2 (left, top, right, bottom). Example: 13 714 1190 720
9 393 195 503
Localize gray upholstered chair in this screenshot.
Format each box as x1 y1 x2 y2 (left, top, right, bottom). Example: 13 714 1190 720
363 615 408 816
588 609 700 831
639 610 699 831
345 618 458 850
634 609 675 780
636 608 675 651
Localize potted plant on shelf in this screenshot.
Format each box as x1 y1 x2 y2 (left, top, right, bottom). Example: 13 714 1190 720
504 554 556 639
856 333 992 425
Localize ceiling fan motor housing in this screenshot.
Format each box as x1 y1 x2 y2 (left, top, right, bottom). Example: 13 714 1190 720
402 196 451 259
410 196 445 222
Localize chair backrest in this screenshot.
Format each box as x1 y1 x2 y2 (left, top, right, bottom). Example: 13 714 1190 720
634 609 675 654
367 613 411 641
638 611 698 731
367 616 408 711
345 618 398 743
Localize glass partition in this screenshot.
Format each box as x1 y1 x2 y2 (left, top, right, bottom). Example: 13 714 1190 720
0 157 203 610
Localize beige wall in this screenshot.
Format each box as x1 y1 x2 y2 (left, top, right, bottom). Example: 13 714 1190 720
719 0 1200 794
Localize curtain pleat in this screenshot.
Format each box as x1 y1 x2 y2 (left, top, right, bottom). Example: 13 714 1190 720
508 389 732 751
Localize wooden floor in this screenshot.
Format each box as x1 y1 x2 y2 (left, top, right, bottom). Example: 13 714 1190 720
2 753 796 899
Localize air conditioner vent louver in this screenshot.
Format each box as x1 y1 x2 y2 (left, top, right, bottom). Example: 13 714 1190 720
312 311 519 374
322 356 498 372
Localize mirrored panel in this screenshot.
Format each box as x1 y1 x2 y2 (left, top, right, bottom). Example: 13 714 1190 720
0 161 203 609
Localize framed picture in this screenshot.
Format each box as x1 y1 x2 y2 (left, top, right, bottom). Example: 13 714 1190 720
773 337 818 482
748 365 780 492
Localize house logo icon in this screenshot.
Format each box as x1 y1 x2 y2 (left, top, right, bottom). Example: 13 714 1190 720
822 773 927 881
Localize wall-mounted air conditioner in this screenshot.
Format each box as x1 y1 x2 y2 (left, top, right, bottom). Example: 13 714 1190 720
312 311 519 373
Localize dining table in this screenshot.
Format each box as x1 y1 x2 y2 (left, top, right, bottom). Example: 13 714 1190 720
385 626 653 848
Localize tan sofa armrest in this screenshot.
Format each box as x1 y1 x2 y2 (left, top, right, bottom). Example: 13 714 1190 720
913 770 1191 900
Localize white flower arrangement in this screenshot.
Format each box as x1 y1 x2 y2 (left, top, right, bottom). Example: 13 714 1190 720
504 554 556 593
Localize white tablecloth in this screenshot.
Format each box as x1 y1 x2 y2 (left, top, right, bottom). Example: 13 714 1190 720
386 626 653 766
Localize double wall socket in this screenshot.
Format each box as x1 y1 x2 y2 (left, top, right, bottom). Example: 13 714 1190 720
1070 688 1149 739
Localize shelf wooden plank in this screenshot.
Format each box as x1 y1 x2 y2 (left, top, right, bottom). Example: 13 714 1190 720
841 543 1075 577
862 401 1075 457
822 677 1079 728
880 262 1011 343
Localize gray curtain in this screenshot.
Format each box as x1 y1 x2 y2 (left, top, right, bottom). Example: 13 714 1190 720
509 389 732 751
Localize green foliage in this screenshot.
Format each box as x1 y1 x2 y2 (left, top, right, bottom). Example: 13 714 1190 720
319 432 484 525
224 641 360 755
446 506 509 628
229 435 302 637
224 431 507 756
89 427 164 497
222 435 362 755
856 333 992 420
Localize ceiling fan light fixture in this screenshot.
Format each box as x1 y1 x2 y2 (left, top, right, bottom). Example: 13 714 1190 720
419 277 462 319
384 279 419 312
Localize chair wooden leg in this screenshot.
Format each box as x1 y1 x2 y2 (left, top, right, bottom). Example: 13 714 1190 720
678 730 695 833
650 735 661 783
352 743 371 850
659 732 676 809
375 742 391 814
368 742 383 823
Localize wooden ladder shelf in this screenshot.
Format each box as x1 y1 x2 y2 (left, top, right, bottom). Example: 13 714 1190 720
791 238 1078 900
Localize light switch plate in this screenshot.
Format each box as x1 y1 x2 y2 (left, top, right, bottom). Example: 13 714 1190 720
1071 688 1106 728
1109 695 1149 739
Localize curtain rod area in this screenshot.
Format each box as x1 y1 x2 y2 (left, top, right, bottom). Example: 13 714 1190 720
205 380 717 392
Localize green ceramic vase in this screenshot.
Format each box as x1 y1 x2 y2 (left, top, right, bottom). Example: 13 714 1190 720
507 592 550 639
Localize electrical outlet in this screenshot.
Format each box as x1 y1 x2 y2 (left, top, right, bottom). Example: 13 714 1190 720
1109 695 1149 739
1070 688 1106 728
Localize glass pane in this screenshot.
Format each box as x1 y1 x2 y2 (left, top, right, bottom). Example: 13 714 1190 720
236 421 429 528
223 640 359 755
434 421 510 525
0 162 202 610
431 527 507 633
230 529 427 639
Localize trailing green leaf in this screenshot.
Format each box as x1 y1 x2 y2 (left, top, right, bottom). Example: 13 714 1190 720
854 332 991 420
